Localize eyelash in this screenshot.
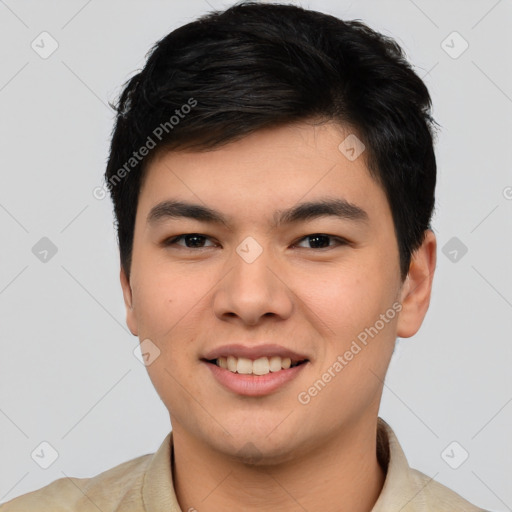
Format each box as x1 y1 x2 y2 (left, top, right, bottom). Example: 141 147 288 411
162 233 349 250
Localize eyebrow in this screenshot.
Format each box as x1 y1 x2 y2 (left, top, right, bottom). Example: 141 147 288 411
147 198 369 229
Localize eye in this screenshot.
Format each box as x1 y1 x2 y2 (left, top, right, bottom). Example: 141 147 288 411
162 233 348 250
294 233 348 249
163 233 217 249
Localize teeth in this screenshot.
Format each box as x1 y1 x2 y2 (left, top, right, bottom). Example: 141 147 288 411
269 356 283 372
215 356 298 375
237 357 253 374
253 357 270 375
227 356 237 372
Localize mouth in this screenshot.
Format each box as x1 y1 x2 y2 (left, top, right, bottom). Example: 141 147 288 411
200 344 311 395
201 356 310 396
201 356 309 376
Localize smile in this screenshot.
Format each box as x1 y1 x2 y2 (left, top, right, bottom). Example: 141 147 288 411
205 355 308 376
202 358 310 397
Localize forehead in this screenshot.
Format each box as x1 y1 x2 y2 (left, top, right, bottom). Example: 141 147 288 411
136 121 389 228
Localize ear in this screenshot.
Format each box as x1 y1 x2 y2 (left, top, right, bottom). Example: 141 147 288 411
120 266 138 336
396 229 437 338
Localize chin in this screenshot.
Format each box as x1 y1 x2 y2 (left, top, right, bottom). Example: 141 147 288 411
226 441 298 467
202 427 297 465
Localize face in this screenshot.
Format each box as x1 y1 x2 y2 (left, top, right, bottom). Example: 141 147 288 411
120 121 435 463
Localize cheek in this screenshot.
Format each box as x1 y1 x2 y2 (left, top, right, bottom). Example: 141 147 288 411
131 263 207 342
295 260 392 341
132 267 204 408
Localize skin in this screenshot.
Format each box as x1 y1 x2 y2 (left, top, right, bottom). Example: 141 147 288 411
120 120 437 512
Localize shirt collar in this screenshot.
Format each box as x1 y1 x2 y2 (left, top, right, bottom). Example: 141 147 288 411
141 430 180 511
372 417 424 512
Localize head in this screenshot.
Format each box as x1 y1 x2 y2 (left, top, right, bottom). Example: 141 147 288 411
106 2 437 462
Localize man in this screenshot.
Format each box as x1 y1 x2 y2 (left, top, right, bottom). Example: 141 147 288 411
1 1 489 511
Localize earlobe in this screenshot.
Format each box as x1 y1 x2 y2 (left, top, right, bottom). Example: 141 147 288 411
396 229 437 338
120 266 138 336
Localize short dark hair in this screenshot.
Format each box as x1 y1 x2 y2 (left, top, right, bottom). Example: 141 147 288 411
105 1 436 282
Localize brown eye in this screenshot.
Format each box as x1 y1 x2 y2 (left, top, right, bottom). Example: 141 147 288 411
295 234 347 249
164 233 216 248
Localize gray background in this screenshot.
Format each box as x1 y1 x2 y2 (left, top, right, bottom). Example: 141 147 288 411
0 0 511 509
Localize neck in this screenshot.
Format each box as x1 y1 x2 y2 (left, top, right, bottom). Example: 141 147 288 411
171 418 386 512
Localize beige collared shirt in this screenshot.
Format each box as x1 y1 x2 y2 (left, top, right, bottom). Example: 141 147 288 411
0 418 488 511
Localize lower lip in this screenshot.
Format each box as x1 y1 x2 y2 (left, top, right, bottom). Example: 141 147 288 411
203 360 309 397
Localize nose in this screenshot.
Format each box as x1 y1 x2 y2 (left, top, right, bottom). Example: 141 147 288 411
212 241 294 326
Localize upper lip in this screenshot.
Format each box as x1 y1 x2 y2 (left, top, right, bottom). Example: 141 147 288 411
202 344 310 363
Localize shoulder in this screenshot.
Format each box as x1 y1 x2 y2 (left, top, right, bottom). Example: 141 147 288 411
409 468 489 512
375 418 490 512
0 452 153 512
